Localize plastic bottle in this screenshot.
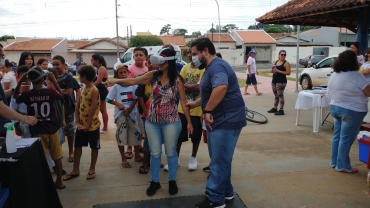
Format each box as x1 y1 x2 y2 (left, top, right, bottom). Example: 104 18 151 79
5 123 17 153
272 65 277 76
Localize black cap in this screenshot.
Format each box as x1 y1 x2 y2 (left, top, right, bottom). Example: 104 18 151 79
28 67 47 83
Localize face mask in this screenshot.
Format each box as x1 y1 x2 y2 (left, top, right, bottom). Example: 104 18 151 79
192 54 206 69
0 58 4 68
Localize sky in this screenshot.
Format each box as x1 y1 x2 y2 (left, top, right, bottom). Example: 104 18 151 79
0 0 289 40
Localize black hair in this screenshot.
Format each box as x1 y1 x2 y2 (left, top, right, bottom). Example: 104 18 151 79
114 64 129 78
364 47 370 62
133 47 148 57
146 54 152 61
216 53 222 59
37 58 48 65
4 59 13 68
190 37 216 55
332 50 359 73
18 51 35 67
351 42 362 55
16 65 30 75
47 68 58 79
92 54 107 68
52 55 66 64
162 44 174 50
278 50 287 55
78 65 96 82
153 48 184 86
0 43 3 48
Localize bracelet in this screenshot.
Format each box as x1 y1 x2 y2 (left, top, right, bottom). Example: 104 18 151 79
203 110 212 114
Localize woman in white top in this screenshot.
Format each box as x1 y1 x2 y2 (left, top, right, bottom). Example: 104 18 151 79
328 50 370 173
349 42 364 67
361 47 370 81
1 59 17 90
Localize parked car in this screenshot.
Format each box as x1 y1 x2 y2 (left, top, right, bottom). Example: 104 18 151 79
299 55 327 67
299 55 337 90
67 64 77 76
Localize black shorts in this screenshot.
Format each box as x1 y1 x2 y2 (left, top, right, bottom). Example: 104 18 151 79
246 73 257 85
99 88 109 101
178 113 202 144
75 128 100 149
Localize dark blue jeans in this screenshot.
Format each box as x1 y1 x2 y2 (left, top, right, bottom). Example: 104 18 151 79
206 128 242 203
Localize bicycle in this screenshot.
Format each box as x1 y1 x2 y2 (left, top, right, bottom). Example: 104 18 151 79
245 107 268 124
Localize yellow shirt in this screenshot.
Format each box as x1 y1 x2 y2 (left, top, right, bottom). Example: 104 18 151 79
178 63 204 117
79 86 101 131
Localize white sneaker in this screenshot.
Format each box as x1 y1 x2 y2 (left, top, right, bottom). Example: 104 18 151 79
188 156 198 171
164 159 181 172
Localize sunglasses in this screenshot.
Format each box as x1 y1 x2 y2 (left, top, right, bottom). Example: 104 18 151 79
280 54 286 56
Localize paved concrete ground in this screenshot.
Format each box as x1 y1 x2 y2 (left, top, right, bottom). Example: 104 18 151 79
55 73 370 208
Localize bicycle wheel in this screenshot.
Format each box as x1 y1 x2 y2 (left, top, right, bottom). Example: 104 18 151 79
245 108 268 124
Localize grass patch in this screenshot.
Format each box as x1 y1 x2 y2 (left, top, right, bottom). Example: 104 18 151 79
237 78 262 87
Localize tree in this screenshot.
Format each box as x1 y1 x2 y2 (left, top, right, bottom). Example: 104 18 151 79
160 24 172 35
208 25 227 33
173 28 188 36
0 35 15 41
186 39 194 47
191 31 202 37
222 24 239 33
129 36 163 47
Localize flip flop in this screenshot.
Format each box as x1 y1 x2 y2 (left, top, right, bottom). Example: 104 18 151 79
125 152 133 159
139 166 149 174
68 156 74 163
55 183 66 189
122 162 132 168
244 92 250 95
257 92 263 96
87 172 96 180
63 173 80 181
100 130 109 134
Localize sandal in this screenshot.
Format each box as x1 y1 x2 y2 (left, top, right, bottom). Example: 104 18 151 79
63 173 80 181
87 172 96 180
139 165 149 174
339 168 358 173
257 92 263 96
68 156 74 163
244 92 250 95
122 162 132 168
55 183 66 189
125 152 133 159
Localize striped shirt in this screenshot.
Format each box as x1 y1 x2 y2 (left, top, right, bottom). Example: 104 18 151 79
146 76 180 124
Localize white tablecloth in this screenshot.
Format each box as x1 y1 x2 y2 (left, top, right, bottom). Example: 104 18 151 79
295 90 331 132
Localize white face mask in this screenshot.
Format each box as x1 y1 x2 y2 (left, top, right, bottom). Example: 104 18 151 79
0 58 4 68
192 55 202 68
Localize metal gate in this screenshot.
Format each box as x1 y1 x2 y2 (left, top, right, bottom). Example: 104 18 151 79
254 46 271 63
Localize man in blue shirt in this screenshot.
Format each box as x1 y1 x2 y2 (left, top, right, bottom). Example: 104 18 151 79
189 37 246 208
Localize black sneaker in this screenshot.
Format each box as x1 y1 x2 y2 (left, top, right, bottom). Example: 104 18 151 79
267 108 277 113
274 110 285 115
195 198 226 208
146 181 161 196
53 166 67 175
205 191 234 201
168 180 178 195
203 166 211 172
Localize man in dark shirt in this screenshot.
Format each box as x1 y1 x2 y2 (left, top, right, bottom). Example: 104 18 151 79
190 37 246 208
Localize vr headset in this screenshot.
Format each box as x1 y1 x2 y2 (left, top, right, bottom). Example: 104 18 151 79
150 55 176 65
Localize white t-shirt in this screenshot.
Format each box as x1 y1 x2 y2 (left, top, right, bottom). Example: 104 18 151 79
1 71 17 89
357 55 365 65
361 61 370 82
246 57 256 74
328 71 369 112
106 84 138 122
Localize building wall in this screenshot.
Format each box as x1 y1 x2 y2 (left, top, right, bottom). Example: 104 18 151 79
52 39 71 63
300 27 340 46
230 31 243 46
275 46 346 65
276 37 307 43
216 49 244 66
213 42 236 49
4 51 21 63
85 42 118 50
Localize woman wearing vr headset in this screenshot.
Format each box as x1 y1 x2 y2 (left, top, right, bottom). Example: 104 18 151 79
104 48 193 196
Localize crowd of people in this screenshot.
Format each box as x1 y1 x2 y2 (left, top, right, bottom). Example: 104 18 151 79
1 39 370 207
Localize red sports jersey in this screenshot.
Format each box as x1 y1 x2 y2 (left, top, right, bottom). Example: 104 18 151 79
17 89 62 134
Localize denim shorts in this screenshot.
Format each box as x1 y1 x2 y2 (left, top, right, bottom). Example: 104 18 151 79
246 73 257 85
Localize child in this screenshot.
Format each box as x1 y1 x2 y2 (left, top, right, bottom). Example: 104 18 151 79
106 64 142 166
63 65 101 180
52 55 81 163
15 67 65 189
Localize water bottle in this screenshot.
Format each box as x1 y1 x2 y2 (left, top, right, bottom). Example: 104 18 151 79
272 65 277 76
4 123 17 153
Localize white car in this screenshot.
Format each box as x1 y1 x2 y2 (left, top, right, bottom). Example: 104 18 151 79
299 55 337 90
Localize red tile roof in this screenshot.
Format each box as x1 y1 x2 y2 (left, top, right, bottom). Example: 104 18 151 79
78 38 127 49
256 0 370 32
204 33 235 42
235 30 276 44
156 36 186 46
4 38 64 51
268 33 294 39
67 40 91 49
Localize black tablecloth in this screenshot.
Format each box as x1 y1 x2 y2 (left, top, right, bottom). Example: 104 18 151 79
0 140 62 208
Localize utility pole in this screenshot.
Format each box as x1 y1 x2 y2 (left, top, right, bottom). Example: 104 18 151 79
295 25 300 93
215 0 220 51
130 25 132 39
211 23 214 42
127 26 130 46
115 0 119 59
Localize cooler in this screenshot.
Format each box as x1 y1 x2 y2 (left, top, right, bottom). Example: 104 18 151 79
357 131 370 163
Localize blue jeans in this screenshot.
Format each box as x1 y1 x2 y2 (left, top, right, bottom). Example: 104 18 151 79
330 105 366 172
142 119 150 153
145 120 181 182
206 128 241 203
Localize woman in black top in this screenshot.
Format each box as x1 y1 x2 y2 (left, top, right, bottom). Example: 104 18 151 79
91 55 109 133
268 50 291 115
